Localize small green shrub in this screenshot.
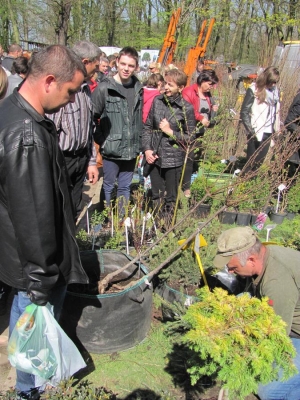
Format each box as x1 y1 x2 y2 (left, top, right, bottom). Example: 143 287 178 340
257 215 300 250
1 380 117 400
76 228 92 251
180 287 297 400
190 176 215 205
286 180 300 213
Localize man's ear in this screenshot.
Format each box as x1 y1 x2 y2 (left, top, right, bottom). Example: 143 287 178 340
82 58 89 66
44 75 56 93
178 85 185 93
247 255 257 267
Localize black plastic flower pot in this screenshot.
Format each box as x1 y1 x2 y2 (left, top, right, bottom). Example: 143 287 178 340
219 210 237 225
236 212 252 226
59 250 152 354
195 204 212 218
286 212 296 220
269 212 287 224
250 214 259 225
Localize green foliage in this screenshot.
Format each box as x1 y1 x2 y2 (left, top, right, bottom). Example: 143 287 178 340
228 174 271 213
148 230 200 287
190 176 215 205
76 228 92 251
199 159 226 174
104 230 124 250
286 180 300 213
1 379 117 400
180 287 297 399
90 208 109 227
257 215 300 251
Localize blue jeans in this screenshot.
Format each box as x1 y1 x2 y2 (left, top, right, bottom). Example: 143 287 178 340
257 338 300 400
102 158 136 212
9 286 66 394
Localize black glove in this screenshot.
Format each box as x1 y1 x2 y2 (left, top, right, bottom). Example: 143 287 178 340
29 290 49 306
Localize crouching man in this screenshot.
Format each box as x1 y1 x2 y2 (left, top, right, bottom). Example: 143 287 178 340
213 226 300 400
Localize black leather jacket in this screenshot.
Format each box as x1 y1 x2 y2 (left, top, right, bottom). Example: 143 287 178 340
142 94 196 168
240 87 255 137
285 92 300 133
0 90 88 305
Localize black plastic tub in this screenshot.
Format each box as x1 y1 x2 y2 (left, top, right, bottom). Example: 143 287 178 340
195 204 212 218
236 212 251 226
219 210 237 224
60 250 152 354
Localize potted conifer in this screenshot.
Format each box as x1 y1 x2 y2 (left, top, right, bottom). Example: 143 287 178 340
286 179 300 220
190 176 214 218
179 287 297 400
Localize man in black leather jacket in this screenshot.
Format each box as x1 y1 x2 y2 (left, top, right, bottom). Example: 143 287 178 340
0 45 88 399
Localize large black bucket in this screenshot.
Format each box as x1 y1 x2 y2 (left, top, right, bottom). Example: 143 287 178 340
60 250 153 354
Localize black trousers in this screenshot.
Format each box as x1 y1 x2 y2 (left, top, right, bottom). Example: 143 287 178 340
245 132 271 173
150 164 182 207
63 149 89 219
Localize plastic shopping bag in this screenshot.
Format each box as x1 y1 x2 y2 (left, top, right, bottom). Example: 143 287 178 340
8 303 86 386
8 303 57 378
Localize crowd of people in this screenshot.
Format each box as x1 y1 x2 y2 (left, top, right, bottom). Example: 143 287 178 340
0 41 300 400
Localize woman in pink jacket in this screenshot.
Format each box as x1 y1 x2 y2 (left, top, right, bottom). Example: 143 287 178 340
182 70 219 197
143 73 165 123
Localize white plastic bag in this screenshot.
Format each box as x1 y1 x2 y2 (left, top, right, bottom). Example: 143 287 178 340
8 303 86 387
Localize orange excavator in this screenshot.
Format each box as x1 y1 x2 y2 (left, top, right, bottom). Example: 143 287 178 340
157 8 181 68
184 18 216 85
157 9 215 84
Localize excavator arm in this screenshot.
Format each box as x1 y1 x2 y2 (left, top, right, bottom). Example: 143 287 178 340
184 18 215 85
157 8 181 68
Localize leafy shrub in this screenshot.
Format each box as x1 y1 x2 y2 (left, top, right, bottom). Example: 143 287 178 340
1 380 117 400
180 287 297 400
286 179 300 213
190 176 215 205
257 215 300 250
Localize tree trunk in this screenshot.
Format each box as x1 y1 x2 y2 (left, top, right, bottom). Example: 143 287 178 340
286 0 297 40
7 0 20 43
55 0 72 45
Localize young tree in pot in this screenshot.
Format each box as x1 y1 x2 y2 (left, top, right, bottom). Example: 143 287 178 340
180 287 297 400
190 176 214 218
286 179 300 218
270 184 288 224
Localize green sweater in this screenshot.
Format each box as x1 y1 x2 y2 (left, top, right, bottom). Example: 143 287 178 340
253 245 300 337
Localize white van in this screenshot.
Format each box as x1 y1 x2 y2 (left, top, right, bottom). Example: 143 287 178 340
272 42 300 89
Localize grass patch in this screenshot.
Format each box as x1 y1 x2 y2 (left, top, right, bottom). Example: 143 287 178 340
86 322 182 399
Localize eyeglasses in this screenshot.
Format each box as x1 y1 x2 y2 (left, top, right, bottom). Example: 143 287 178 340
149 67 155 71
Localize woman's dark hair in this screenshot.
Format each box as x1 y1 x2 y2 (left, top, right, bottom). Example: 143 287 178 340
146 73 164 88
196 70 219 86
11 56 29 76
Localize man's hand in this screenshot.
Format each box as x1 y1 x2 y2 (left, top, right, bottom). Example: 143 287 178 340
87 165 99 184
29 291 48 306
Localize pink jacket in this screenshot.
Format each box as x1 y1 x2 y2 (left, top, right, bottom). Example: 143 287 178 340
143 88 160 123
